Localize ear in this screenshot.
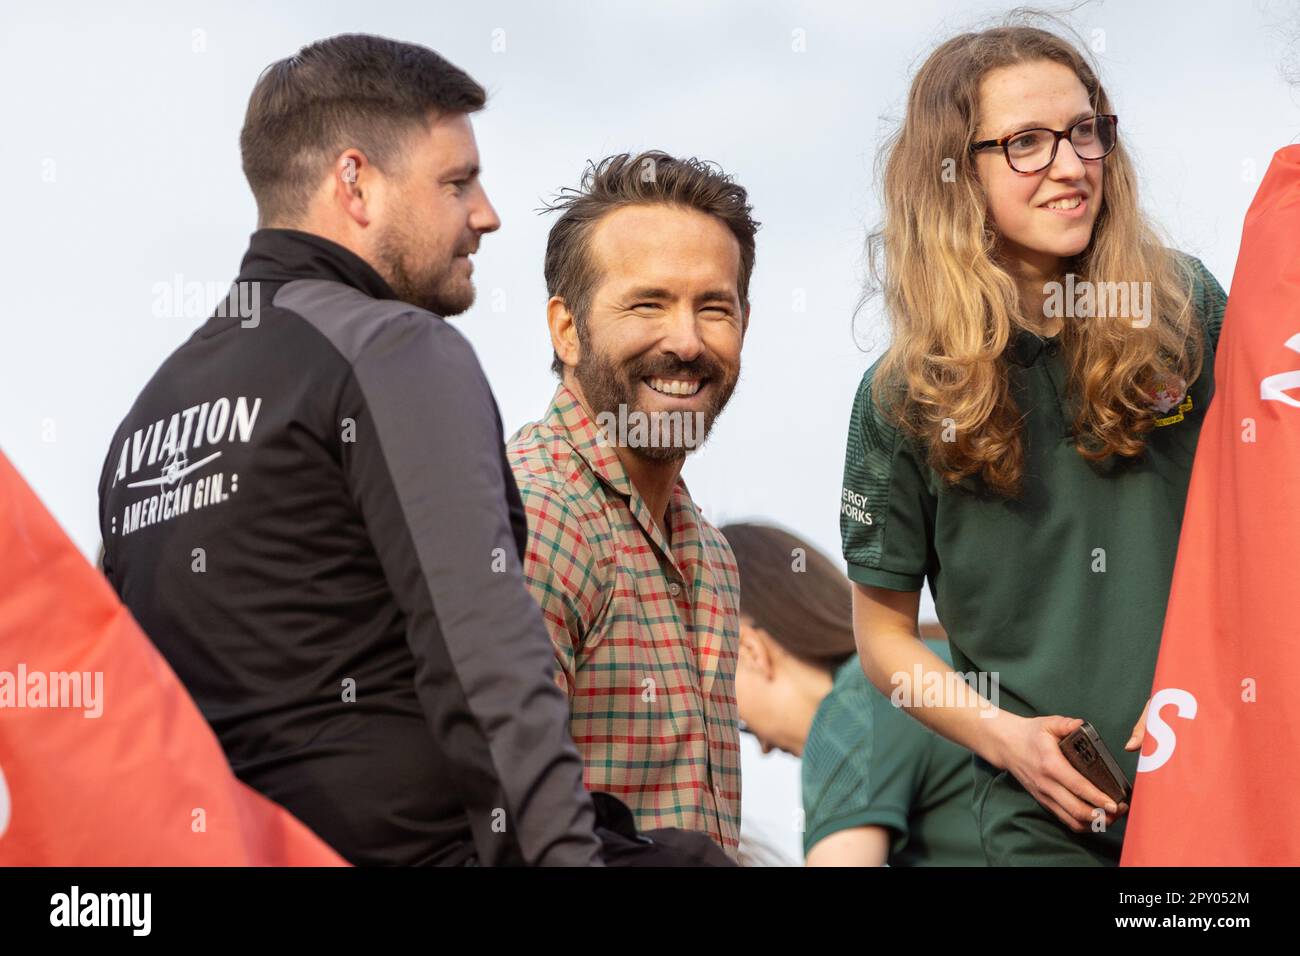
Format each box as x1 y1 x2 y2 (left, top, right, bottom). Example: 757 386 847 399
741 302 751 338
332 149 374 228
547 296 581 373
738 620 774 679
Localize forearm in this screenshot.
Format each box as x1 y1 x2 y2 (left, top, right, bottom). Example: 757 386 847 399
852 590 1013 768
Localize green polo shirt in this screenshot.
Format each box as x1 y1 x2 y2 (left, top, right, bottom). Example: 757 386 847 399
839 254 1226 865
802 642 986 866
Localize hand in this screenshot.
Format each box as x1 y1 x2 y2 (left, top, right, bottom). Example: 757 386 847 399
1125 698 1151 752
991 714 1124 833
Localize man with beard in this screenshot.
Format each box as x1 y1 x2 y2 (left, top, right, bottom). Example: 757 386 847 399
508 151 758 858
97 34 601 866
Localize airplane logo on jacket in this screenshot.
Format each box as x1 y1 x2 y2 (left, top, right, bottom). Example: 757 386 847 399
126 450 222 489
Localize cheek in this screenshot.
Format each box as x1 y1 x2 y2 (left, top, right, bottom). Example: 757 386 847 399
703 322 744 368
735 669 767 724
735 667 756 709
595 322 654 370
985 172 1040 240
402 187 457 240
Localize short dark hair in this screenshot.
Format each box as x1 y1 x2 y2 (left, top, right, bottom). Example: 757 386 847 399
240 33 486 225
542 151 760 376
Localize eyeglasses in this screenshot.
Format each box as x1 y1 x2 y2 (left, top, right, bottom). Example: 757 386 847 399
970 114 1118 173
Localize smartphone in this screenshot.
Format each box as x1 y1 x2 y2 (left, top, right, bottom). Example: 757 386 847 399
1059 721 1132 805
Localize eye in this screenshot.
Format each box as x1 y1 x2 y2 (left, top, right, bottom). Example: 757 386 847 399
1008 131 1046 153
632 302 661 312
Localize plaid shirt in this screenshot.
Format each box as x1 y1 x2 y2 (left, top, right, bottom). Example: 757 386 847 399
507 385 742 855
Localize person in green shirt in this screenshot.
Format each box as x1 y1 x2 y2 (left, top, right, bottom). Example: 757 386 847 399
841 24 1226 865
722 523 985 866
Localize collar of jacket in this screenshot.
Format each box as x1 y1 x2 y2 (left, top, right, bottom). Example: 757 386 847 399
542 383 638 500
1005 327 1061 368
237 228 400 302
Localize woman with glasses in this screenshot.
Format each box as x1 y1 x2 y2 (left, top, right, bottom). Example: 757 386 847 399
841 24 1226 865
721 523 985 867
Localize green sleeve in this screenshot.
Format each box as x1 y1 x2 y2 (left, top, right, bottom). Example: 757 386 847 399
859 688 935 857
802 662 928 857
839 359 936 592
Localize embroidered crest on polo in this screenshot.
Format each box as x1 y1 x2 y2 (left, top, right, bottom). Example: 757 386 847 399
1149 376 1193 426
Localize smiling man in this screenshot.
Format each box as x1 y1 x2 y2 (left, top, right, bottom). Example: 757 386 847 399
507 151 759 857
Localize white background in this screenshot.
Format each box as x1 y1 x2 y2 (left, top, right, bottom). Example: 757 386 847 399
2 0 1297 863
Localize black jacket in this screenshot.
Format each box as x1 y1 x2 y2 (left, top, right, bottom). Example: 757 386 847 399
98 228 601 866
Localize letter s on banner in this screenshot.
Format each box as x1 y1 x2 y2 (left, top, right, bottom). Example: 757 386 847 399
1137 688 1198 773
0 760 10 838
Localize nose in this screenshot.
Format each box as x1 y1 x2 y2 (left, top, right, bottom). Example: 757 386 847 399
470 183 501 236
659 305 705 364
1048 136 1087 181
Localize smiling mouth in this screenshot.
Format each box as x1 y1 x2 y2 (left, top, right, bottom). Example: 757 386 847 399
644 376 704 397
1042 195 1086 212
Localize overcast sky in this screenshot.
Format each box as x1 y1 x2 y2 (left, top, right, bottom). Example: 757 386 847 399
3 0 1297 862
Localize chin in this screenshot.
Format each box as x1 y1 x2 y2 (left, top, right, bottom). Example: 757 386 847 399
1037 233 1093 261
429 283 475 317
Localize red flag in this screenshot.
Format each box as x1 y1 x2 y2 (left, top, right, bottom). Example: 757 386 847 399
0 450 346 866
1122 145 1300 865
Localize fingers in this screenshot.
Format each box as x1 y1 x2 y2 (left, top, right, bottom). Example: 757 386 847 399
1126 698 1151 751
1015 717 1125 834
1037 790 1088 833
1036 777 1120 832
1039 781 1092 832
1055 752 1119 814
1044 715 1084 739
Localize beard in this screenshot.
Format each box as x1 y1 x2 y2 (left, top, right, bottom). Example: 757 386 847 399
372 211 476 317
572 333 739 463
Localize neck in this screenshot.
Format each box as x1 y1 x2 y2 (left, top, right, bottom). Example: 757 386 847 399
276 213 373 276
1005 250 1065 337
789 662 837 758
566 378 684 540
619 449 685 541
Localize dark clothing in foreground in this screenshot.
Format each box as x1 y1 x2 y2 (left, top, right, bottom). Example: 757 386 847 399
99 228 601 866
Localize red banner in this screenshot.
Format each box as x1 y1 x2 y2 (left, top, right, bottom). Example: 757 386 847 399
0 450 345 865
1122 145 1300 865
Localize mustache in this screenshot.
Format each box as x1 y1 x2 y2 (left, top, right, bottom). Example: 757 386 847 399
625 356 723 381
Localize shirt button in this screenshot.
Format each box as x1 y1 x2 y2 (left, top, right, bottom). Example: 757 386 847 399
1046 342 1060 356
668 581 682 597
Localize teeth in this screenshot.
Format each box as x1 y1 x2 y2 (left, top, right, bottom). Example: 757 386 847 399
646 377 701 396
1045 196 1082 210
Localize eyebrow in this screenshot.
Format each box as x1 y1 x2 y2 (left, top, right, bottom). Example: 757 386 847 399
997 110 1095 138
696 289 739 306
441 163 480 181
625 287 674 301
623 287 738 306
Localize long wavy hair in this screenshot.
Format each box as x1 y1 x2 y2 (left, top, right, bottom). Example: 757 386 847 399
866 23 1203 497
